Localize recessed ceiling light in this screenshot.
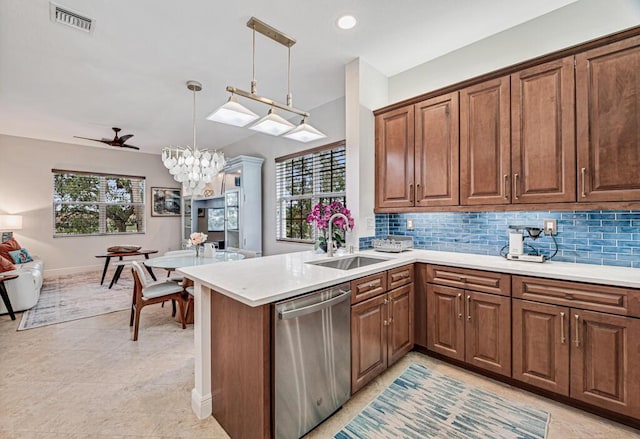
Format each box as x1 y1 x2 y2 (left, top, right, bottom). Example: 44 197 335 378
337 15 357 30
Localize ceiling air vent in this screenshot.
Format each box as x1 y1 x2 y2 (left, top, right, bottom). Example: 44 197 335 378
49 3 94 33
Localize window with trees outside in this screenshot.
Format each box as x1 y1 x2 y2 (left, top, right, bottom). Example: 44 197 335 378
53 170 146 237
275 141 346 242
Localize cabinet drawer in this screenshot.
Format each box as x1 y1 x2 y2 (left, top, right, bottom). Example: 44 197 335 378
427 265 511 296
513 276 640 318
387 264 414 290
351 272 387 305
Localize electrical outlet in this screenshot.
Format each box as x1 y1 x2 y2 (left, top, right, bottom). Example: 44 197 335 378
543 219 557 235
407 219 414 230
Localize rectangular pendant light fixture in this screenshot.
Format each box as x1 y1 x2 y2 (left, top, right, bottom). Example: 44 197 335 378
207 17 325 142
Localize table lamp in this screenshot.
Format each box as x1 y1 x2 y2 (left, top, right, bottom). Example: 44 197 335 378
0 214 23 242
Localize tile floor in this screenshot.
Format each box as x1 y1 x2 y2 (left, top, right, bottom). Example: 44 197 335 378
1 302 638 438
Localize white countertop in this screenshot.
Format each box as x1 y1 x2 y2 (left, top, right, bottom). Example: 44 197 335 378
178 249 640 307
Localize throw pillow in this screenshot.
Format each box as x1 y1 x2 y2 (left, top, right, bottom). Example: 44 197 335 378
0 256 15 273
8 248 33 264
0 237 21 262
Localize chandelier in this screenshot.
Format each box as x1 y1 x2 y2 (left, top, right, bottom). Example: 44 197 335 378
162 80 225 196
206 17 326 143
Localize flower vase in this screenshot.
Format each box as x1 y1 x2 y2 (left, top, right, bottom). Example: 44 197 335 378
195 245 200 258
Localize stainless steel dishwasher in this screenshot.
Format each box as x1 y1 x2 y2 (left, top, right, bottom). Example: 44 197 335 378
273 282 351 439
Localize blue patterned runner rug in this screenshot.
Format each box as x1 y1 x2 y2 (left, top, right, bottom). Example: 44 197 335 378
335 363 549 439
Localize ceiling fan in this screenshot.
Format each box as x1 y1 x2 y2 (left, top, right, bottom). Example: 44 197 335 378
74 127 140 150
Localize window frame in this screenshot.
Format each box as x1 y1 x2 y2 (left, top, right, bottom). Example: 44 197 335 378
275 140 346 244
52 169 146 237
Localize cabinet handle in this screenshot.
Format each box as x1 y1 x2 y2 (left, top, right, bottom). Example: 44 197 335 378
467 295 471 321
384 297 389 304
388 317 393 325
574 314 580 348
560 312 565 344
416 183 422 201
581 167 587 198
409 184 414 203
513 173 519 200
383 319 388 326
503 174 509 199
456 293 462 320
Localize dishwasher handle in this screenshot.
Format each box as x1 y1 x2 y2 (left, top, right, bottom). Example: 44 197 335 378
278 290 351 320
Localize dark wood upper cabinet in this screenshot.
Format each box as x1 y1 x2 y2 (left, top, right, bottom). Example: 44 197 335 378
375 106 414 208
511 57 576 203
414 92 459 206
460 76 511 205
576 35 640 202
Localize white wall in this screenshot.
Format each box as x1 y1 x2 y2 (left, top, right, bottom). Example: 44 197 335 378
345 58 389 243
0 134 181 275
389 0 640 102
220 97 346 256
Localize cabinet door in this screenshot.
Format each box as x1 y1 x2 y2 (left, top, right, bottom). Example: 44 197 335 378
375 106 415 208
351 294 388 394
570 309 640 418
414 92 459 206
511 57 576 203
512 300 570 395
460 76 511 205
427 284 465 361
576 35 640 201
388 284 414 366
465 291 511 377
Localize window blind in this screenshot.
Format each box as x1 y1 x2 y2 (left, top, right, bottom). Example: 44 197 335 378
275 141 346 242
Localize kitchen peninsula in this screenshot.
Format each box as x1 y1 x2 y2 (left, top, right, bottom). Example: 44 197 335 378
179 250 640 438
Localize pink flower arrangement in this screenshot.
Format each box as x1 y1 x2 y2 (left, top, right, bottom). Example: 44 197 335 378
188 232 207 246
306 201 354 248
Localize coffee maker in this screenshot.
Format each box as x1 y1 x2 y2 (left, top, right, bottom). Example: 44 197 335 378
507 226 546 263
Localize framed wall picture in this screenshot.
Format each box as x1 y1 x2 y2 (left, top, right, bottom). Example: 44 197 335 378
151 187 181 216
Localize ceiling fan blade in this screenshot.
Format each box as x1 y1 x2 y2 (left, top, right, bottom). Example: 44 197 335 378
118 134 134 144
119 143 140 150
74 136 109 144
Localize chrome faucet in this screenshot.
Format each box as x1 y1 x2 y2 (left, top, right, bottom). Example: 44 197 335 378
327 213 352 257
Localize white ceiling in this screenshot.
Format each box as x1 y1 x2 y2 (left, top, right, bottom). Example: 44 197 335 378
0 0 577 154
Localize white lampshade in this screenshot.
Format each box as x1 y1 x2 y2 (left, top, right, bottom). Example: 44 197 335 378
206 95 259 127
283 118 327 143
249 108 295 136
0 214 23 230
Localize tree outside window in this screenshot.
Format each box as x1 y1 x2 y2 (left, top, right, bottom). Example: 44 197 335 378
53 171 145 236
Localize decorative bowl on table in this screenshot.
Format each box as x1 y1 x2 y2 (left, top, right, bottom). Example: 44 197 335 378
107 245 142 253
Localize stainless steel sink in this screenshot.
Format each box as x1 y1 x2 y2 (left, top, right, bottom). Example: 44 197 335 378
307 255 391 270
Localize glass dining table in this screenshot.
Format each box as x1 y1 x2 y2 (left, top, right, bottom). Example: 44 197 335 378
144 250 245 323
144 250 244 271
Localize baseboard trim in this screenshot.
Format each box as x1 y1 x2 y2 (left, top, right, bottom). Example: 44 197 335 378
44 264 104 278
192 388 212 420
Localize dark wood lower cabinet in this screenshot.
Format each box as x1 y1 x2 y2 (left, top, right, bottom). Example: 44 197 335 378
512 299 640 419
465 291 511 376
351 294 388 394
512 300 570 395
426 284 511 377
388 284 414 366
351 282 414 394
570 309 640 418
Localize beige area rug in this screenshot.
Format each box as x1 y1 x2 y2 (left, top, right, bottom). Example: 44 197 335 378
18 270 134 331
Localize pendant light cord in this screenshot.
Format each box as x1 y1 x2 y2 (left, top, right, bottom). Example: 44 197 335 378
287 46 292 107
251 26 257 94
192 86 197 151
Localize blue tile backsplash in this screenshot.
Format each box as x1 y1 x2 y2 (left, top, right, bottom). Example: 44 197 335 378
359 210 640 268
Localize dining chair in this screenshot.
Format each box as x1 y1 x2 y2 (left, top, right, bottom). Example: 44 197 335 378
130 261 186 341
159 249 194 315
